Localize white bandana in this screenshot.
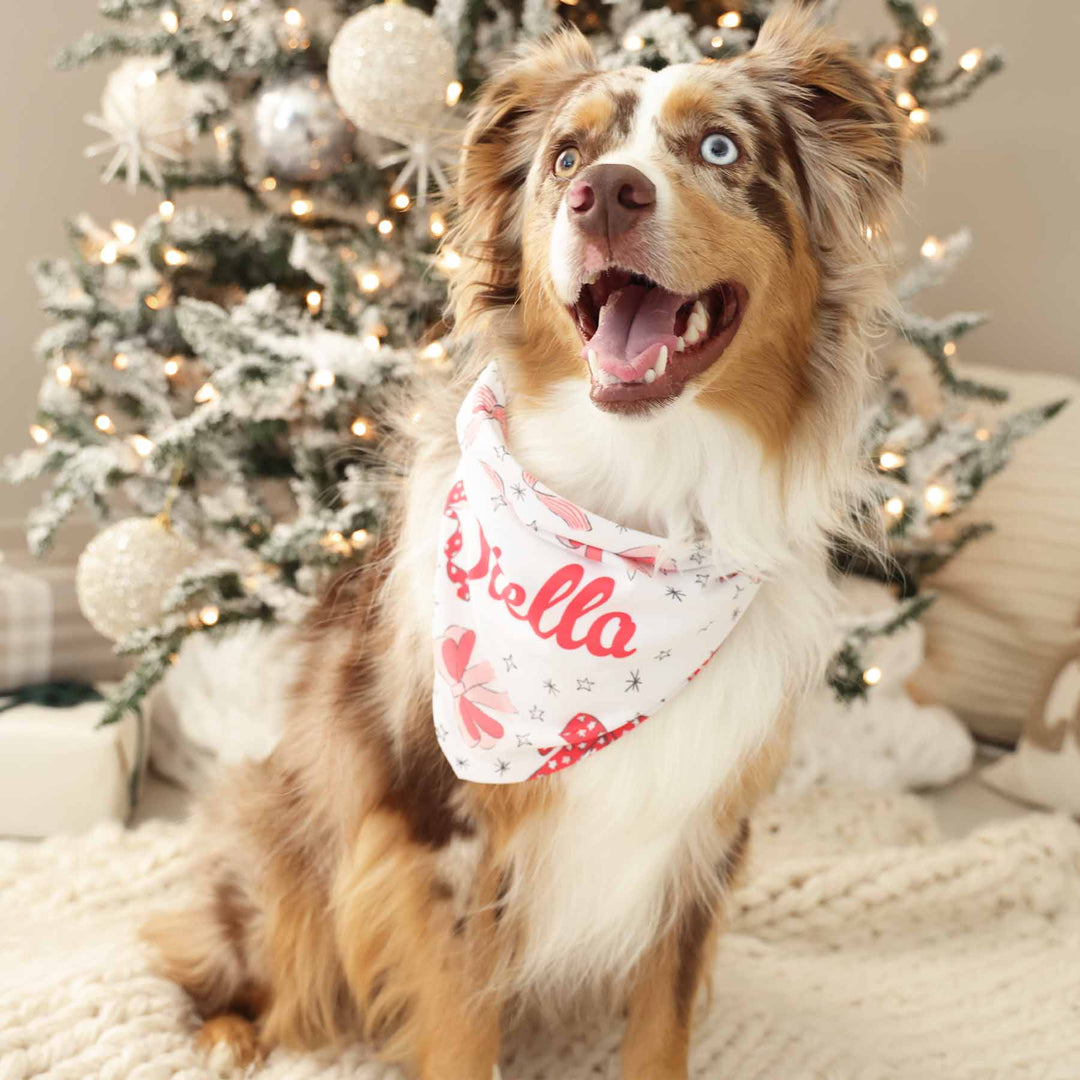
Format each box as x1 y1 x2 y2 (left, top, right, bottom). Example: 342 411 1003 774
432 363 760 784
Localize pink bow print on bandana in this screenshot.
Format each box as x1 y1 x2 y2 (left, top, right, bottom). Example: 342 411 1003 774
435 626 517 749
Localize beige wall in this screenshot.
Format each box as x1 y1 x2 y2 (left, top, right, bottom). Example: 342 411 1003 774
2 0 1078 522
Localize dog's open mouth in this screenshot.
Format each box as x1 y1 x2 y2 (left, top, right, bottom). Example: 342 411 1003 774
569 269 747 410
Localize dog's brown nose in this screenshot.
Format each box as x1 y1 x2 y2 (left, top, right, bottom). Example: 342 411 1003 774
568 163 656 241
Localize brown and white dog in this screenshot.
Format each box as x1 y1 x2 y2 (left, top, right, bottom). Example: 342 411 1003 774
146 8 904 1078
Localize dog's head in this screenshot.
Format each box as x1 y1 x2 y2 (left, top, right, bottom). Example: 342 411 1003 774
449 8 904 448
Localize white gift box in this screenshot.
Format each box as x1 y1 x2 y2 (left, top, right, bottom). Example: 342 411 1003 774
0 688 147 838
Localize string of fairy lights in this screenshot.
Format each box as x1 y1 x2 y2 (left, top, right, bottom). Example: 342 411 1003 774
31 1 467 527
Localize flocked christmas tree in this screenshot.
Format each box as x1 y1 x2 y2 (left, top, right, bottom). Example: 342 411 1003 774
5 0 1064 723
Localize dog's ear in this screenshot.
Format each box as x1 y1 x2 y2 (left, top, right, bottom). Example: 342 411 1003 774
749 6 906 246
449 29 595 327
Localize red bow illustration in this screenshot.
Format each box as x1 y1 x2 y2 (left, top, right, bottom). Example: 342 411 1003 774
463 385 509 446
530 712 644 779
435 626 516 749
522 470 592 532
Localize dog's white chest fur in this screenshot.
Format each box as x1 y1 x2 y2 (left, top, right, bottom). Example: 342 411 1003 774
403 376 832 997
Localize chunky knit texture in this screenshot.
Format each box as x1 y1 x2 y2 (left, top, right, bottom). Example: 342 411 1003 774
2 786 1079 1080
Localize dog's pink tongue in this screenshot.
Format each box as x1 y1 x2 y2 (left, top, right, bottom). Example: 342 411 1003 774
587 286 685 382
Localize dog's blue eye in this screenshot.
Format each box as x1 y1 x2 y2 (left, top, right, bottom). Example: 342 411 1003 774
554 147 582 179
700 133 739 166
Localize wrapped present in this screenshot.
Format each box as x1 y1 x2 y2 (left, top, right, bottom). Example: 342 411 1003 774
0 682 148 837
0 521 128 692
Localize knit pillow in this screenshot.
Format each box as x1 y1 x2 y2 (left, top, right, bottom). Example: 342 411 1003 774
902 360 1080 745
981 643 1080 816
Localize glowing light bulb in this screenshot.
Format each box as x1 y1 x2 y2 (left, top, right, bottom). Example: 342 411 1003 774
885 497 905 517
719 11 742 28
163 357 182 377
922 6 938 26
308 369 335 390
163 248 188 267
161 9 179 32
909 45 929 64
194 382 218 404
711 35 725 49
885 50 906 70
363 334 382 351
350 529 369 549
863 666 883 686
879 451 906 470
445 81 463 107
959 48 982 71
283 7 304 27
29 424 50 445
920 235 941 258
113 352 129 370
112 221 137 245
943 340 957 357
100 241 118 265
925 484 948 511
199 605 220 626
865 225 875 241
975 428 991 442
896 91 918 111
213 125 230 153
391 192 411 211
412 410 424 424
131 434 154 457
136 67 158 88
56 363 73 387
378 218 394 236
439 249 462 272
220 5 234 20
429 213 446 237
158 199 175 220
290 197 314 217
306 290 322 314
322 530 350 555
359 271 380 292
94 413 115 434
260 176 278 192
421 341 446 361
623 34 645 51
909 107 930 125
351 418 370 437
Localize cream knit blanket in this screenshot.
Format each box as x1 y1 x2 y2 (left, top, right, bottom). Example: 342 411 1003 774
2 787 1078 1080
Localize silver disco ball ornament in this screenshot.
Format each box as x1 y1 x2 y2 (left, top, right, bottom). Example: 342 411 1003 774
253 74 357 182
76 516 199 643
327 3 454 141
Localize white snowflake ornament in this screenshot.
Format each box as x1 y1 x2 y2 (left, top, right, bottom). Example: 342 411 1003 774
84 59 222 191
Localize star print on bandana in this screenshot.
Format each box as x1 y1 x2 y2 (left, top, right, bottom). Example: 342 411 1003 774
431 363 761 784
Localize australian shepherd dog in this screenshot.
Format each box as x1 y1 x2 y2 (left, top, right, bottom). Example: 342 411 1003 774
146 7 905 1078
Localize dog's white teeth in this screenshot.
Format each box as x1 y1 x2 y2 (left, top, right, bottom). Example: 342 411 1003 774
587 348 597 368
644 368 656 384
683 323 701 346
676 336 686 353
691 299 708 325
599 370 618 386
656 346 668 375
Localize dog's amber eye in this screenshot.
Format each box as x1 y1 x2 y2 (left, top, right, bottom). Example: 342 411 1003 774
553 147 582 179
701 132 739 166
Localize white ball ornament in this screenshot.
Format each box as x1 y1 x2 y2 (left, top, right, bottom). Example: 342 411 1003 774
254 75 357 182
327 3 455 141
76 516 199 643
